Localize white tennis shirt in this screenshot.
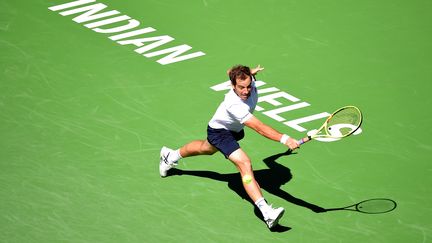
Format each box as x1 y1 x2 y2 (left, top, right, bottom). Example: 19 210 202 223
208 80 258 132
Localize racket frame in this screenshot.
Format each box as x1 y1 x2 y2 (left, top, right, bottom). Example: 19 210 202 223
298 105 363 145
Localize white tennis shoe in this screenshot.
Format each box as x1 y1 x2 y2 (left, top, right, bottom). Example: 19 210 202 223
159 146 177 177
264 206 285 229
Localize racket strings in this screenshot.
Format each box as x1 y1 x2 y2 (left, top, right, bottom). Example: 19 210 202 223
356 199 396 214
327 107 362 136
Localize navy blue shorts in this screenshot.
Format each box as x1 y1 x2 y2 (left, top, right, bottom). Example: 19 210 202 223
207 126 245 158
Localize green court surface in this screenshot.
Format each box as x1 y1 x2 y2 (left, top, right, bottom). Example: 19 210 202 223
1 0 432 242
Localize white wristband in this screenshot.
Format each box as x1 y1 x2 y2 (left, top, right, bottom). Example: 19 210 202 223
280 134 289 144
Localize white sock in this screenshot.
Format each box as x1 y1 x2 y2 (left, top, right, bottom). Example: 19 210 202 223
255 197 271 218
169 149 182 163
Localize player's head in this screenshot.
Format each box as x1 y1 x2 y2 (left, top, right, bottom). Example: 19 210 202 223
228 65 252 100
228 65 252 85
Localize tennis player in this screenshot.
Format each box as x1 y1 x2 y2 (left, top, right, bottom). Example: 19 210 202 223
159 64 300 229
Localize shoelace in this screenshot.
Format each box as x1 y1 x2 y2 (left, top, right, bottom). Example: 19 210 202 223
161 152 170 165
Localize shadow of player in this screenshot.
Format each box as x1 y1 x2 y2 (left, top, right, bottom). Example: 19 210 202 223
167 149 325 232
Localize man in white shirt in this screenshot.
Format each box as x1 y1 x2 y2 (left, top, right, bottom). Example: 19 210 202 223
159 65 300 229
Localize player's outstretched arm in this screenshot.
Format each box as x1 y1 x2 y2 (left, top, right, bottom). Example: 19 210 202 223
226 65 264 76
250 65 264 76
244 116 299 150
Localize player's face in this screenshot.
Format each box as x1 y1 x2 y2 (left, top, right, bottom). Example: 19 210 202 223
233 76 252 101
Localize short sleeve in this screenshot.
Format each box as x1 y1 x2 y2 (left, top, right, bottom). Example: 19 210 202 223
227 103 252 124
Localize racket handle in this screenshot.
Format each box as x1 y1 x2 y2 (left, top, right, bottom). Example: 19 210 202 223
298 136 312 145
287 136 312 153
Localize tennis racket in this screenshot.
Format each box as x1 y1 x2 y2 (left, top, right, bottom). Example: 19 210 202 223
298 105 363 146
325 198 397 214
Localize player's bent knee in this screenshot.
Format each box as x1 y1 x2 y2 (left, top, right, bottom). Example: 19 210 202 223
229 152 252 169
229 149 250 161
239 159 252 168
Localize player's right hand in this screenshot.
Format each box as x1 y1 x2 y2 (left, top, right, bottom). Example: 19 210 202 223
286 137 300 150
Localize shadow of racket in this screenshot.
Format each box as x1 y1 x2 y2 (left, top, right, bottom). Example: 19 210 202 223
325 198 397 214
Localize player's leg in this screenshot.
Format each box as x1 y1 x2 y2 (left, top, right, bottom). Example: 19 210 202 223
159 139 217 177
228 148 285 229
179 139 217 157
228 148 262 202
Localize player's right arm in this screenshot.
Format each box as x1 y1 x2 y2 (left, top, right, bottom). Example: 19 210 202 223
244 115 299 150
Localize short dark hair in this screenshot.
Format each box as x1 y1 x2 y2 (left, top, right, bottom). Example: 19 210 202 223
228 65 251 85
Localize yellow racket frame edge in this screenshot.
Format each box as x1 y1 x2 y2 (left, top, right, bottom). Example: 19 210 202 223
322 105 362 138
300 105 363 144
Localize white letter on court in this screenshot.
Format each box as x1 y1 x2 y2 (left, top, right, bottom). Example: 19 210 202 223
263 102 311 122
144 45 206 65
110 28 156 41
59 3 119 23
258 91 300 107
85 15 131 29
92 19 140 34
283 112 331 132
48 0 96 11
